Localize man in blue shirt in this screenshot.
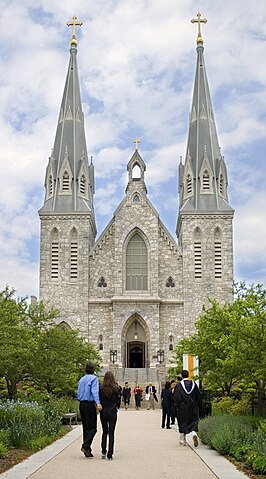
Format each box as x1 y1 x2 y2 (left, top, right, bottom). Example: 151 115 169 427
77 363 102 457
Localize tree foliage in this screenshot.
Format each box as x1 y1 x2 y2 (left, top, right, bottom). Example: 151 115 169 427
0 287 101 399
173 283 266 397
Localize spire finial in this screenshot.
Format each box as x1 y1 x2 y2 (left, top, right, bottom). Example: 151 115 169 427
191 12 207 45
133 138 141 151
66 15 83 46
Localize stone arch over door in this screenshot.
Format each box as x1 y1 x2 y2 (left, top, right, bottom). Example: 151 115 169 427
121 313 150 368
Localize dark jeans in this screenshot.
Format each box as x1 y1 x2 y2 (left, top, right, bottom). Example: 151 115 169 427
162 406 171 428
100 410 117 458
79 401 97 451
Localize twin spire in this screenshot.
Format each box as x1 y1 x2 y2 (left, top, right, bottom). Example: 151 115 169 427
40 13 232 222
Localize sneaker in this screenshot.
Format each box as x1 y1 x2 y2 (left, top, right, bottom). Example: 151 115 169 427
107 456 113 461
81 447 93 458
193 434 199 447
101 453 106 459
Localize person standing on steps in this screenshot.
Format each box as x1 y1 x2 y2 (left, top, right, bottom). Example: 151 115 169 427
173 369 201 447
133 383 143 410
145 382 158 410
122 382 131 409
77 363 102 458
99 371 120 461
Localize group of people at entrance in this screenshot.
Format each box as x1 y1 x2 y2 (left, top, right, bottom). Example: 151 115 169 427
77 364 200 461
121 382 158 410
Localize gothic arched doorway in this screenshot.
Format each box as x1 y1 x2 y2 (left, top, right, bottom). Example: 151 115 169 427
122 314 149 368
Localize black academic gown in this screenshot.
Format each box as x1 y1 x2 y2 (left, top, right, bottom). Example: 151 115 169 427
173 379 201 434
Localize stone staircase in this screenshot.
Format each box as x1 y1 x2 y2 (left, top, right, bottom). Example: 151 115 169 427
116 367 162 409
116 367 158 385
100 366 167 409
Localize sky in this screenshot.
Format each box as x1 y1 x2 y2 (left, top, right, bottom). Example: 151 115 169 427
0 0 266 299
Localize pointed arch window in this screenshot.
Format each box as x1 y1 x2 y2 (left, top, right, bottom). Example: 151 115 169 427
98 334 103 351
70 228 78 280
194 228 202 280
51 228 59 280
214 228 222 279
80 174 86 195
132 164 141 179
186 173 192 195
169 335 174 351
59 321 71 330
62 171 70 192
126 232 147 290
202 170 210 190
132 193 140 203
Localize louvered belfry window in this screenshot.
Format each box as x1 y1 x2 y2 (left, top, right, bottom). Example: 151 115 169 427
49 175 53 197
62 171 70 191
194 228 202 279
80 174 86 195
51 229 59 279
219 174 224 195
214 229 222 279
126 233 147 290
202 170 210 190
70 229 78 280
187 174 192 194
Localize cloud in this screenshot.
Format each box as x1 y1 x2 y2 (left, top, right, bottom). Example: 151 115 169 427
0 0 266 298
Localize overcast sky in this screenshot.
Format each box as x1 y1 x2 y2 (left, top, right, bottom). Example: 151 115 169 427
0 0 266 298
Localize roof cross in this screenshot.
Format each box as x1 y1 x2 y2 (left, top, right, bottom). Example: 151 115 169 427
66 15 83 45
191 12 207 44
133 138 141 150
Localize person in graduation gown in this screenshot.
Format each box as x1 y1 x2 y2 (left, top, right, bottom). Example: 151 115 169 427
173 369 201 447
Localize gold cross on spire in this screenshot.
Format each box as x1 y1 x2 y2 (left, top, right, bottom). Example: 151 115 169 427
191 12 207 44
66 15 83 46
133 138 141 150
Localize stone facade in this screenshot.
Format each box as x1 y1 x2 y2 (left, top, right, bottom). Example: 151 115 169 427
39 36 234 376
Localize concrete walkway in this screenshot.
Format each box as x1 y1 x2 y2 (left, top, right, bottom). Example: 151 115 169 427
0 410 248 479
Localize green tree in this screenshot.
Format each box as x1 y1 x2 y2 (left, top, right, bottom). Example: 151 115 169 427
0 287 33 398
172 283 266 402
29 323 101 395
0 288 101 399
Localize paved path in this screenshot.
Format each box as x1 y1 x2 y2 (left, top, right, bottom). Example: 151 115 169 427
0 410 248 479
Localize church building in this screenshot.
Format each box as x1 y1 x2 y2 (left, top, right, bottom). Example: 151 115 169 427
39 15 234 379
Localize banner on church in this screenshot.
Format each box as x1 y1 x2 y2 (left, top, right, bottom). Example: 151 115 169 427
183 354 199 383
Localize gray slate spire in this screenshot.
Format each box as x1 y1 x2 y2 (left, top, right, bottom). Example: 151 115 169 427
178 35 233 215
39 37 96 226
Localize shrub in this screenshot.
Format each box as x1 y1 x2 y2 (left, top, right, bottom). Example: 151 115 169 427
28 435 55 452
0 441 8 458
198 415 266 474
212 396 250 416
0 400 63 448
0 429 10 447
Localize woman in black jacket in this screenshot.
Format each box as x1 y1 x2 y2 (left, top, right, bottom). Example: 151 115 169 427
161 381 172 429
99 371 120 460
